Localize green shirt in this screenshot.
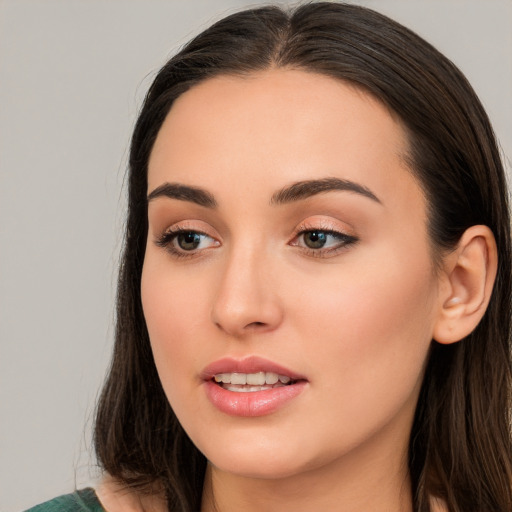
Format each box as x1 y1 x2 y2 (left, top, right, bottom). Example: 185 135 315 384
24 489 105 512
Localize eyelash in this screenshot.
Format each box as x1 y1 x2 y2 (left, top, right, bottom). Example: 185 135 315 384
155 226 218 259
291 225 358 258
155 225 358 259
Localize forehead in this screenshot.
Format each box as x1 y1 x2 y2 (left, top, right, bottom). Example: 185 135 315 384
148 69 423 214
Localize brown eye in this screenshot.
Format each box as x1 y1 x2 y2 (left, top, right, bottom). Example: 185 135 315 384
303 231 328 249
176 232 202 251
156 228 219 257
294 229 358 255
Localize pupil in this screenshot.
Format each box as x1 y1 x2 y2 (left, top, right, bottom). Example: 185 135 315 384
305 231 327 249
178 232 200 250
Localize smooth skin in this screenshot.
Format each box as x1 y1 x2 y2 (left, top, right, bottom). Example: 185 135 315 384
98 69 496 512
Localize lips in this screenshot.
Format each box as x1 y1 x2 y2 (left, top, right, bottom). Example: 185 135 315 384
201 356 307 417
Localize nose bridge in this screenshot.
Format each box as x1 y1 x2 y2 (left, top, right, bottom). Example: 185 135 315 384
211 235 282 336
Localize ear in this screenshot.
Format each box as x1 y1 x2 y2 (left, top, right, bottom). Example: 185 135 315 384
433 225 498 344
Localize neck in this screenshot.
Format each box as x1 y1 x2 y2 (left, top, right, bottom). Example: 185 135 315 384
201 425 413 512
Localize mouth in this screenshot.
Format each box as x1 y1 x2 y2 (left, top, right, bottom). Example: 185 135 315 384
201 356 307 416
213 371 295 393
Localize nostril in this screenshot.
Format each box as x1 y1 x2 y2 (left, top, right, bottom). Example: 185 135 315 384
247 321 266 328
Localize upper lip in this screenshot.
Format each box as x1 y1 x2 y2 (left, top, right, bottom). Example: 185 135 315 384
200 356 306 381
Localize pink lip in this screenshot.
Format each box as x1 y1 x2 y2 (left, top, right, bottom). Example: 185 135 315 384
201 356 308 417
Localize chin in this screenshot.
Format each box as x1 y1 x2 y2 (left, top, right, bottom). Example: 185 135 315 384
195 428 328 481
209 453 311 481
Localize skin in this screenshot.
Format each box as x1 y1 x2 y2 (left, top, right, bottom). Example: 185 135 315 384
139 69 460 512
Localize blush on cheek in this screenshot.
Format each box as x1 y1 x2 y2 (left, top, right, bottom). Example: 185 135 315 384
142 269 206 385
292 257 435 386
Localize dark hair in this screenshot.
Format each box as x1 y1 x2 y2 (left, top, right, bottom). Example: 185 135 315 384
94 3 512 511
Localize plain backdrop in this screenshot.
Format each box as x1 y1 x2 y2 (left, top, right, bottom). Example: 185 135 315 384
1 1 511 510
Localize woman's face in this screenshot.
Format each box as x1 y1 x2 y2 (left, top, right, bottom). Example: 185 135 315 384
142 69 442 480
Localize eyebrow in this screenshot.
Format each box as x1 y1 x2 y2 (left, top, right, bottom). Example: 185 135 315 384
270 177 381 205
147 182 217 208
147 177 381 209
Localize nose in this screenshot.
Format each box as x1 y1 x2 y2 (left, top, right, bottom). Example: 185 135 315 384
211 244 284 337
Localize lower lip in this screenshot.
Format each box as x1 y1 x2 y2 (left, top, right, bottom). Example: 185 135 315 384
203 380 307 417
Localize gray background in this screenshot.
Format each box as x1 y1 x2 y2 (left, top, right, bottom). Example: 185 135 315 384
1 1 511 510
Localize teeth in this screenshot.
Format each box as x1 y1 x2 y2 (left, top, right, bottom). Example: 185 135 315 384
246 372 265 385
265 372 279 385
231 373 246 385
213 371 293 385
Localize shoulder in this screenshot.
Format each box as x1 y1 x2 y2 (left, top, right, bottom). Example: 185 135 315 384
24 489 105 512
95 475 167 512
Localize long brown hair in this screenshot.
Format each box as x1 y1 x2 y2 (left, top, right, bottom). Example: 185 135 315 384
94 3 512 511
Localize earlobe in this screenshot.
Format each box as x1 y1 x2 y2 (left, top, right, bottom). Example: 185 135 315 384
433 225 497 345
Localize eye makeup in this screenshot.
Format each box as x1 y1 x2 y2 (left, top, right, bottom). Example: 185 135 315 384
289 218 358 258
155 223 220 259
153 217 358 261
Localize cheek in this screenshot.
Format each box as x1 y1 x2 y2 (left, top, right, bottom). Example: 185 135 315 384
286 249 437 419
141 260 211 398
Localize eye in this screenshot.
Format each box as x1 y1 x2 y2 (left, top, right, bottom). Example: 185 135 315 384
155 227 219 257
291 228 358 257
302 230 336 249
175 231 207 251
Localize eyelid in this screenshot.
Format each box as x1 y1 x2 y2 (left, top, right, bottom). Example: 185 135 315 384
293 216 355 237
154 221 221 258
155 226 215 246
290 217 358 257
154 219 218 239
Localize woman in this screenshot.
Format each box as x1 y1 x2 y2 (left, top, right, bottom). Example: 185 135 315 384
27 2 511 511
